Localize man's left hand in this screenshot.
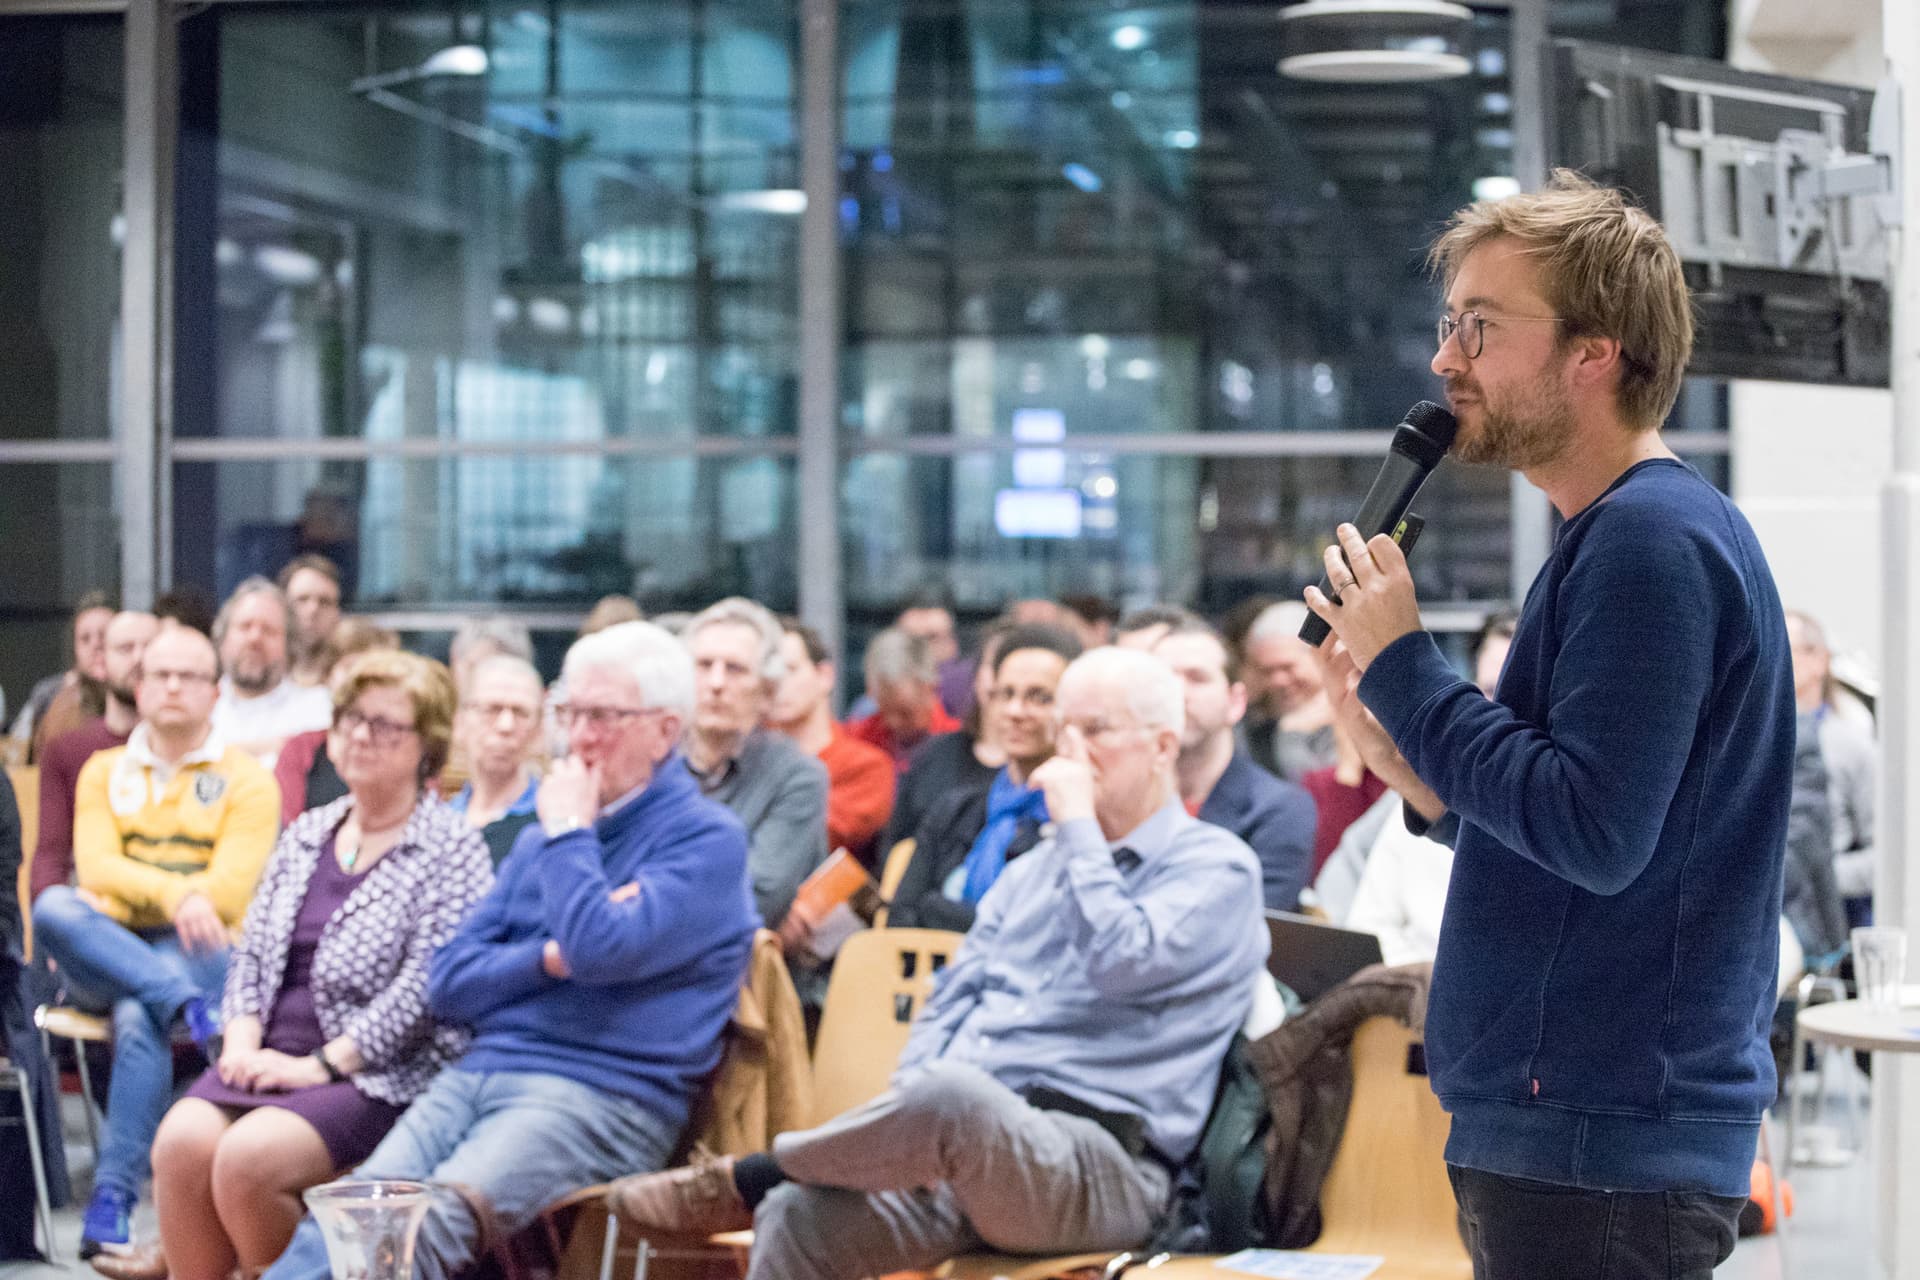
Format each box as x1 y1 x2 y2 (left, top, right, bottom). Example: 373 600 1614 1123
172 892 228 956
1304 523 1424 672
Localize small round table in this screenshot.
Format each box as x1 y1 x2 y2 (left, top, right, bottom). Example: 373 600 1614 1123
1786 993 1920 1172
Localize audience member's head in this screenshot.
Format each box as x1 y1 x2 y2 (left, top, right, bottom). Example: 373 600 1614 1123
896 595 959 667
277 553 343 671
102 611 161 712
1114 604 1197 653
581 594 644 637
985 624 1082 778
771 619 834 731
1049 647 1185 835
684 597 785 751
863 627 942 744
1243 601 1322 717
137 623 221 743
461 654 546 786
1220 593 1280 705
450 615 535 694
153 586 216 638
213 577 293 697
1785 609 1832 713
1149 613 1247 756
560 620 696 803
963 617 1019 746
329 650 456 789
317 617 401 691
70 590 115 685
1060 594 1119 648
1473 609 1519 699
1006 598 1078 633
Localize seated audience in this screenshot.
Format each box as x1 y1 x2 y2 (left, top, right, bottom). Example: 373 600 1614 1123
153 587 218 639
151 652 493 1280
1300 722 1388 878
448 614 535 696
259 620 758 1280
881 619 1014 857
1473 609 1517 697
1308 790 1400 924
897 595 973 720
1240 602 1337 781
277 555 343 688
581 594 644 636
30 624 279 1260
1783 708 1848 959
682 598 830 929
1149 613 1318 911
446 654 547 865
1345 807 1457 966
610 647 1267 1279
887 624 1080 931
274 620 401 825
1787 608 1876 923
30 610 159 903
15 591 115 763
770 620 895 864
847 628 962 771
211 578 333 766
1113 604 1197 653
1059 593 1118 648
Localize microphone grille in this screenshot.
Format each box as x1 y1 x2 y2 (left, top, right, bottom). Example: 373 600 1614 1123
1405 400 1459 448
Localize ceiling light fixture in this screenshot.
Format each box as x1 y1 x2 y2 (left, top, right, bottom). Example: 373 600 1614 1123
351 42 491 95
1278 0 1473 84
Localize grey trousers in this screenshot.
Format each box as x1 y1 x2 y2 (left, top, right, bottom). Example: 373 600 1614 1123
748 1061 1171 1280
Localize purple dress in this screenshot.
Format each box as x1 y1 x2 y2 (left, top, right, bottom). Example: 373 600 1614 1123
187 835 406 1168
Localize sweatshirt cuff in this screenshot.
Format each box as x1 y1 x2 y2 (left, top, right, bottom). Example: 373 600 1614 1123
1357 630 1462 744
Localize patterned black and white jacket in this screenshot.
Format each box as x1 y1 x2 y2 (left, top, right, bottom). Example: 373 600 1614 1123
223 792 494 1106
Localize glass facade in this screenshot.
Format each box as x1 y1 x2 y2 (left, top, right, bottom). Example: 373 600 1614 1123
0 0 1733 697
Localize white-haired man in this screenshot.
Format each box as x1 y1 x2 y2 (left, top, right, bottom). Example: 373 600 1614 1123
611 647 1268 1279
260 621 759 1280
1240 601 1337 781
682 598 829 929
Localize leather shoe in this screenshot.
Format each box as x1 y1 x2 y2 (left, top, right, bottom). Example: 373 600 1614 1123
606 1154 750 1235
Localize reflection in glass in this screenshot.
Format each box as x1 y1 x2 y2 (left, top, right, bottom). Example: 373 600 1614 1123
0 464 120 705
175 454 796 613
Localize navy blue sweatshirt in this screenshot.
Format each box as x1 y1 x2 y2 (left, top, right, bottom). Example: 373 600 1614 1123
427 755 759 1134
1360 459 1793 1197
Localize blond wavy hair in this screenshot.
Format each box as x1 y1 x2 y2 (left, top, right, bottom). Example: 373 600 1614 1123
1429 169 1693 429
332 650 458 779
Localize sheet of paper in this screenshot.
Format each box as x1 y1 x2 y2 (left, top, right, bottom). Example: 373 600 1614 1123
1211 1251 1383 1279
804 902 867 961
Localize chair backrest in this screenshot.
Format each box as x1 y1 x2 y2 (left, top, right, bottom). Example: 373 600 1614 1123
809 925 962 1127
8 766 37 961
1311 1016 1469 1269
872 837 917 927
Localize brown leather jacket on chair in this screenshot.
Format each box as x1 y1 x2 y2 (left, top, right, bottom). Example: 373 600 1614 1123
684 928 814 1158
1248 961 1432 1248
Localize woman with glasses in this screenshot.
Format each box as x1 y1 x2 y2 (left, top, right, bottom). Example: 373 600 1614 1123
143 651 493 1280
446 654 548 866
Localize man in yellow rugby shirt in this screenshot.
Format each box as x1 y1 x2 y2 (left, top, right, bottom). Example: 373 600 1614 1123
32 623 279 1262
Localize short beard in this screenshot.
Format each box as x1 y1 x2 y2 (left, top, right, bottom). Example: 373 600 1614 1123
229 660 281 696
1451 364 1578 471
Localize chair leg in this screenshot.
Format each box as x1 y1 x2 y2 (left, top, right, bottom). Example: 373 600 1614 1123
1785 1016 1807 1167
631 1238 651 1280
1758 1111 1789 1262
10 1068 59 1264
70 1035 100 1159
599 1212 619 1280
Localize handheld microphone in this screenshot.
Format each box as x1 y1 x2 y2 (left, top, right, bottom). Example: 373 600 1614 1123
1298 400 1459 647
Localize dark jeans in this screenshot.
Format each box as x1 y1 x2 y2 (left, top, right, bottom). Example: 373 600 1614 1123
1449 1165 1745 1280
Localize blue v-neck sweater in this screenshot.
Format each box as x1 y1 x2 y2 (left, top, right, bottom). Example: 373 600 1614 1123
427 756 758 1132
1361 459 1794 1197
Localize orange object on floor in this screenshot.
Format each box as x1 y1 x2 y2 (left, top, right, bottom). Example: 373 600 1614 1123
1750 1158 1795 1234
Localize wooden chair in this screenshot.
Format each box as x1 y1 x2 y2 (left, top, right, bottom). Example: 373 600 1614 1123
871 838 917 928
949 1017 1470 1280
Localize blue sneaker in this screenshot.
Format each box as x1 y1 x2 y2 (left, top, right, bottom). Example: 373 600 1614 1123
179 995 222 1060
79 1182 137 1258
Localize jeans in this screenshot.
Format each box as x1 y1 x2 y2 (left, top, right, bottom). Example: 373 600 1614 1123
30 886 228 1192
1449 1165 1745 1280
264 1068 678 1280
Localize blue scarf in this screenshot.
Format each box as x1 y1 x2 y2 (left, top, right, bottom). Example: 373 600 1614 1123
957 768 1049 904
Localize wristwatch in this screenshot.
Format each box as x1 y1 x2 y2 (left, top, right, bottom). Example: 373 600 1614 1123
544 815 588 839
312 1047 346 1083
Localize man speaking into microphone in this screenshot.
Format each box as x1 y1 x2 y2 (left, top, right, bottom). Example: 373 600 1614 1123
1305 170 1794 1279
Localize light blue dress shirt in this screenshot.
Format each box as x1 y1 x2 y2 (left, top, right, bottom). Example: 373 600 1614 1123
896 799 1268 1163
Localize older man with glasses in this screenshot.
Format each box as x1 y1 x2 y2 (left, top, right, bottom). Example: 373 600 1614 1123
260 620 758 1280
611 646 1268 1280
31 623 280 1261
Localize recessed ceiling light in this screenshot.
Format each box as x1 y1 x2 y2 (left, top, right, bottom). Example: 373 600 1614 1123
1112 24 1149 51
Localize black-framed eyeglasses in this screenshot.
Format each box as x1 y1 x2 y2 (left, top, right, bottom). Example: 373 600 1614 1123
334 707 419 747
1436 310 1566 360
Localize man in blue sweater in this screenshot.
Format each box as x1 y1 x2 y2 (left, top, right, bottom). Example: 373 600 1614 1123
263 621 758 1280
1304 171 1794 1278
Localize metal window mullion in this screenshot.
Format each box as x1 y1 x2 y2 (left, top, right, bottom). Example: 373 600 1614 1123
796 0 843 661
118 0 176 608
